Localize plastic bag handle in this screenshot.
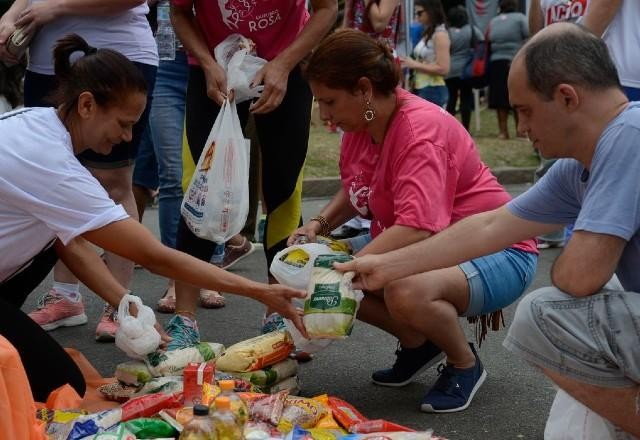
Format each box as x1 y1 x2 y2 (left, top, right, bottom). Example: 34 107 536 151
117 293 142 321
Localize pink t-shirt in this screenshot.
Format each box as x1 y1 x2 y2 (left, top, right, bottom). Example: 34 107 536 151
171 0 309 62
340 88 537 254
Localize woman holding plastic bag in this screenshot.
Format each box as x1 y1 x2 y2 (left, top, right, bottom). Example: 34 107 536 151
168 0 337 348
0 34 306 403
289 29 538 413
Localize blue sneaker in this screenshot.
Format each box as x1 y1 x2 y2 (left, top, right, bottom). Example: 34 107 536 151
420 343 487 413
372 341 445 387
165 314 200 351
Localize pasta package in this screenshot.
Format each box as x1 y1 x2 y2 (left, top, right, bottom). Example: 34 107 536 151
216 331 294 372
303 255 364 339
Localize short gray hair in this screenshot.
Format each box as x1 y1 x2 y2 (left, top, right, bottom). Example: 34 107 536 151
522 24 621 100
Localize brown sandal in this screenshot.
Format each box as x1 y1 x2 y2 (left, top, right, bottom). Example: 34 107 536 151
199 289 225 309
156 285 176 313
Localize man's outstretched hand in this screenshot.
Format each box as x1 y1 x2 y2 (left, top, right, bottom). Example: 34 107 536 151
333 254 389 291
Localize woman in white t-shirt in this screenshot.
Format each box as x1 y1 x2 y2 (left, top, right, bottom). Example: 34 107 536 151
0 0 158 339
401 0 450 108
0 34 305 403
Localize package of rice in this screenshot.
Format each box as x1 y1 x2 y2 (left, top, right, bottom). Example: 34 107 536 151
115 360 153 386
226 358 298 387
217 331 294 372
145 342 224 377
303 254 364 339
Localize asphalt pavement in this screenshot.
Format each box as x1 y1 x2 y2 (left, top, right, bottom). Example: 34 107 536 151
21 184 561 440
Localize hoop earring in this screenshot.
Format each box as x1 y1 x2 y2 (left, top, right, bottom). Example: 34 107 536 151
364 99 376 122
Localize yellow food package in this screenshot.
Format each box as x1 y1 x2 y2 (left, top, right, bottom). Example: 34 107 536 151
313 395 343 431
201 382 221 406
216 331 294 372
277 396 328 432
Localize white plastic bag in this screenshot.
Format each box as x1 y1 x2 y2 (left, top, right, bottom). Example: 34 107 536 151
270 243 344 290
544 389 623 440
214 34 266 103
181 98 250 243
114 294 161 360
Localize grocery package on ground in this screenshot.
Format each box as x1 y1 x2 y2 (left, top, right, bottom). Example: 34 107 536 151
16 329 447 440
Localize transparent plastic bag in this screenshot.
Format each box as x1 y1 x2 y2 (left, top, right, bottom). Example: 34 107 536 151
115 294 161 360
214 34 266 103
270 243 343 290
181 98 250 243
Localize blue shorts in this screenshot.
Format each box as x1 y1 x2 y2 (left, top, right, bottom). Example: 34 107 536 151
460 248 538 317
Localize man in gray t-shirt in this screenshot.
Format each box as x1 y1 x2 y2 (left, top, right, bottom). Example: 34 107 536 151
335 23 640 435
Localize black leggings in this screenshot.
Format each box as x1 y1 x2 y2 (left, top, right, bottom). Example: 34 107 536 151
178 65 312 268
0 244 85 402
445 77 474 130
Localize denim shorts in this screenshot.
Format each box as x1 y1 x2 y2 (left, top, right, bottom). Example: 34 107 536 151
504 286 640 388
415 85 449 108
459 248 538 317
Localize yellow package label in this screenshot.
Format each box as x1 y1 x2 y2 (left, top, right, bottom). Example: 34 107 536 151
281 248 311 268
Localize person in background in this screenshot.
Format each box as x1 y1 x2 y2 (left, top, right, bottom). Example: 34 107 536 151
295 29 538 413
168 0 337 349
0 34 305 403
337 24 640 436
486 0 528 139
445 5 483 131
0 0 158 342
402 0 450 108
583 0 640 101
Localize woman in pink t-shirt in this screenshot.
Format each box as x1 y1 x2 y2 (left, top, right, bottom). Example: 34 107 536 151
291 29 538 414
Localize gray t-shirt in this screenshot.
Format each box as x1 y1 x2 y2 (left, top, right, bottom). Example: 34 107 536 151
508 102 640 291
488 12 528 62
447 24 484 79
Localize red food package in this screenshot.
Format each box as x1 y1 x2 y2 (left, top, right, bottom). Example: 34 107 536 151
120 392 182 421
183 362 215 406
350 419 415 433
327 396 368 431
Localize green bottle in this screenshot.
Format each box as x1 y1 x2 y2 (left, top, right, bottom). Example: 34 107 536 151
180 404 217 440
217 380 249 428
211 396 243 440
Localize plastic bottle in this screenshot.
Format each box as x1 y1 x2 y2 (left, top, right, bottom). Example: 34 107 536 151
179 404 217 440
211 396 243 440
217 380 248 428
156 0 175 60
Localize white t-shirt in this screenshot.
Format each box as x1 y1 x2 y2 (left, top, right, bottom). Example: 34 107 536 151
539 0 589 27
28 2 158 75
0 107 128 282
599 0 640 89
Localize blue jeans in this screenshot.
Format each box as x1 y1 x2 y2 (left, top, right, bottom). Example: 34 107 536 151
133 51 189 248
460 248 538 316
416 85 449 108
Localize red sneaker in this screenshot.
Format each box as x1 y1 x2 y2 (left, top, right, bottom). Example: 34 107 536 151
95 303 119 342
28 289 87 331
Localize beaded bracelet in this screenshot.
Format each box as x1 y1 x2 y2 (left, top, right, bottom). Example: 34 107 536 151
310 215 331 237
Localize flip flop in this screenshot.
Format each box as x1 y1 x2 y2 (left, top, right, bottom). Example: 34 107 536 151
156 285 176 313
200 289 226 309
